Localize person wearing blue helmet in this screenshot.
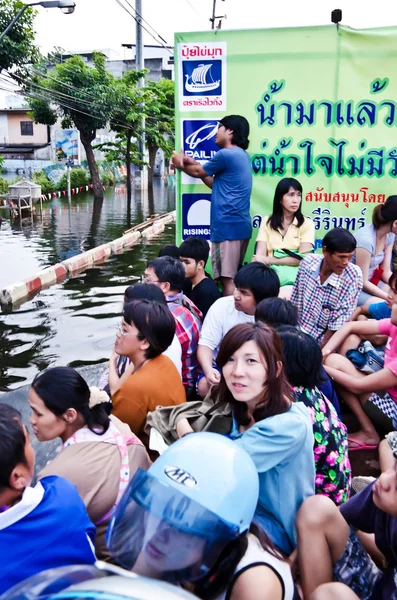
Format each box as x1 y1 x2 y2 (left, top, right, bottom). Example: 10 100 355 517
106 432 295 600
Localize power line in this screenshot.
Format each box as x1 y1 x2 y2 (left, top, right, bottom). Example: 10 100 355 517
123 0 171 47
184 0 202 18
0 78 137 132
0 71 139 132
113 0 173 55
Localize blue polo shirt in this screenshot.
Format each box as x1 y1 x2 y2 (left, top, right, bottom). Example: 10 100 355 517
0 476 96 594
203 146 252 243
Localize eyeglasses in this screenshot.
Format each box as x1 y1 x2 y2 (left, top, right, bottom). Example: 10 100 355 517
117 325 140 338
141 275 160 283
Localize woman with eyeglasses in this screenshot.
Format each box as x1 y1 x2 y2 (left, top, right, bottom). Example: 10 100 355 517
111 298 186 447
98 284 183 395
30 366 152 561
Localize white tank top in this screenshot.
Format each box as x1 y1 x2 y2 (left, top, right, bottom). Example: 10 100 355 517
215 534 295 600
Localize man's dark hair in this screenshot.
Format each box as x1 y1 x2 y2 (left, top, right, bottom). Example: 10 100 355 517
276 325 324 389
234 263 280 305
179 237 210 265
123 299 176 359
219 115 250 150
158 244 180 259
255 298 298 328
0 405 27 490
148 256 185 292
322 228 356 254
124 283 167 306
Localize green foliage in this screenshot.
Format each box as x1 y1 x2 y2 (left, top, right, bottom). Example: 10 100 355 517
94 137 145 169
0 0 40 73
32 169 54 194
0 176 9 194
27 53 115 140
58 167 90 190
100 170 116 186
144 78 175 157
28 99 57 126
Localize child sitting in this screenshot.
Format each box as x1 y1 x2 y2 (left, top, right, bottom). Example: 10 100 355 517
179 236 221 317
0 404 95 594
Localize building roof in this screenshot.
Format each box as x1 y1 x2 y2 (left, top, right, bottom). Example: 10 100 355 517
0 143 50 153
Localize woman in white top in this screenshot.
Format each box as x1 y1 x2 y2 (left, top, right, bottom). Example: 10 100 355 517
107 432 295 600
253 177 314 265
353 197 397 307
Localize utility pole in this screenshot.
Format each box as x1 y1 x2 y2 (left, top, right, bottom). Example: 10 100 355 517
210 0 225 30
135 0 147 189
136 0 143 78
210 0 216 29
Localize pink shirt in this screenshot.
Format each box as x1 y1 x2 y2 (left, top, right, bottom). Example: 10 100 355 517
378 319 397 402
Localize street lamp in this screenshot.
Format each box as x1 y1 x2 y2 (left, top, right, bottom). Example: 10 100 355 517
0 1 76 43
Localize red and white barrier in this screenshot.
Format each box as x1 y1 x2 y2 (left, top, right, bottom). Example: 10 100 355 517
0 263 67 306
141 213 175 240
1 211 176 307
110 231 141 254
61 244 112 274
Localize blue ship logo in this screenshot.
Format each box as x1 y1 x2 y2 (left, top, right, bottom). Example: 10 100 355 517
182 60 222 96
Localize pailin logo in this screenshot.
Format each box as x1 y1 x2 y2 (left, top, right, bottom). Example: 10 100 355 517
183 120 218 161
182 60 222 97
164 466 197 488
178 42 227 112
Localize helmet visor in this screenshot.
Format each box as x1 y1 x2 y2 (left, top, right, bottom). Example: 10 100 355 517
0 566 106 600
106 469 238 583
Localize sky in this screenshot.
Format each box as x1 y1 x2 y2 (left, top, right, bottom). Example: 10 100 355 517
2 0 397 105
31 0 397 56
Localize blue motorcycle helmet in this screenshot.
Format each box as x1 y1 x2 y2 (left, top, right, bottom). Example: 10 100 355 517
107 432 259 584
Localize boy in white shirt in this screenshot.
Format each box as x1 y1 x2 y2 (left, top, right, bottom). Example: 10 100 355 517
197 262 280 397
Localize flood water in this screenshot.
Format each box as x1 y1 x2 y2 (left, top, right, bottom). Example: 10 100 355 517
0 182 176 392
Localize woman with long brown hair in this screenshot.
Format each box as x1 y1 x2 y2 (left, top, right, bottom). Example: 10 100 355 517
216 321 315 556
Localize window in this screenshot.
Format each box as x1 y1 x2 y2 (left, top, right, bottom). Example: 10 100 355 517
20 121 33 136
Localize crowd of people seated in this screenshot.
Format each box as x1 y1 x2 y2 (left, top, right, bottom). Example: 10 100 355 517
2 207 397 599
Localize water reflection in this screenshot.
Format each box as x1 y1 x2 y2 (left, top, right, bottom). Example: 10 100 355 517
0 181 176 392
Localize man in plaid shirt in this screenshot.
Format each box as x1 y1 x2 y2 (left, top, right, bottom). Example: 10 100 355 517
291 228 363 347
145 256 202 397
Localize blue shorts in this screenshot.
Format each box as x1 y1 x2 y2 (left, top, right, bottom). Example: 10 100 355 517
368 302 392 320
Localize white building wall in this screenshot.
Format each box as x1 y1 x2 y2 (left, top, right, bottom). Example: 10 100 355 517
0 112 9 144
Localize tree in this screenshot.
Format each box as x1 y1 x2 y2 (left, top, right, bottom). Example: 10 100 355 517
95 70 148 202
108 70 147 201
26 53 116 199
144 78 174 187
0 0 39 73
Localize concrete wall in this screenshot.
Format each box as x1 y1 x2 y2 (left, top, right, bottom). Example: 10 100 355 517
3 158 54 174
7 113 48 145
0 112 8 144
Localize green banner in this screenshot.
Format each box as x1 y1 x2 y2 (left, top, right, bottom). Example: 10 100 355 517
175 25 397 256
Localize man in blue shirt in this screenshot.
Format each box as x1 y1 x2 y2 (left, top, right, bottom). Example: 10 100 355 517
173 115 253 296
0 405 95 594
